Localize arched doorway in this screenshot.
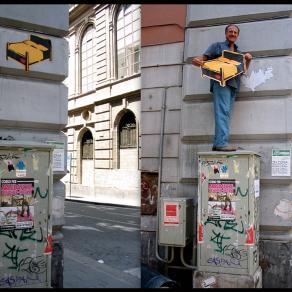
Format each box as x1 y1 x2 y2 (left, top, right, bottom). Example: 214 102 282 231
81 129 94 186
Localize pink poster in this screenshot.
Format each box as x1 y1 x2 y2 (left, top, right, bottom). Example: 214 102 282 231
208 179 236 220
0 178 34 230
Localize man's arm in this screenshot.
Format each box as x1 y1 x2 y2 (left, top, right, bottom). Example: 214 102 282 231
192 55 208 67
192 42 218 67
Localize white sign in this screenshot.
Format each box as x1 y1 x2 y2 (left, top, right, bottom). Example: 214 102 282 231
46 141 65 172
271 149 291 177
254 179 260 198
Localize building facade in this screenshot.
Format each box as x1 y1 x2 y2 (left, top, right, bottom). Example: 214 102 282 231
140 4 187 275
64 4 141 207
0 5 68 288
141 4 292 288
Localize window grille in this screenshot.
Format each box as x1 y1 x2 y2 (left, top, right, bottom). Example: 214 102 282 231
119 112 136 148
82 130 93 159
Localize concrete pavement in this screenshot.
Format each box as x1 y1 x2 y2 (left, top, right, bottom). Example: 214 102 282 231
62 199 141 288
64 248 140 288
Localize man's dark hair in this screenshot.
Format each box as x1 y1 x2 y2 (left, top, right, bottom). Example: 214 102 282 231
225 24 240 34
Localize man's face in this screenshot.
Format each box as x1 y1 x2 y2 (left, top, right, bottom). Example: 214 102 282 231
225 26 239 43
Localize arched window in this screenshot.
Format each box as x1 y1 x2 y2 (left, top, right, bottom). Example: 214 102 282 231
119 111 136 148
81 130 93 159
116 4 140 79
81 25 95 93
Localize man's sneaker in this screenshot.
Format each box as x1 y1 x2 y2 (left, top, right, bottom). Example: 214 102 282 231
212 145 238 151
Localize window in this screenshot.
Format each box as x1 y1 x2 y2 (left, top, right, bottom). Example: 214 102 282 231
81 25 95 93
119 111 136 148
117 4 141 79
81 130 93 159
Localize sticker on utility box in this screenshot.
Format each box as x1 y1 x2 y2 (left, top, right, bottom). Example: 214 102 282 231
1 178 34 206
208 180 236 221
201 276 216 288
0 178 35 230
254 179 260 198
163 202 179 225
46 141 65 172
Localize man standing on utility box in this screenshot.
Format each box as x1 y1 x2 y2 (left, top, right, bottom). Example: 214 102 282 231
192 24 252 151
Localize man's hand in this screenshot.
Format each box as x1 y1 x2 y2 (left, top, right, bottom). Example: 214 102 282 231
192 56 206 67
244 53 252 62
243 53 252 72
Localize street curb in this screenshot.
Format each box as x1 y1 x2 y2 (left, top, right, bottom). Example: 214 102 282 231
65 197 140 209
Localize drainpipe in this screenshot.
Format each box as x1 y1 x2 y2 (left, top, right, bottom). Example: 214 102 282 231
158 87 167 214
155 87 174 264
69 153 72 198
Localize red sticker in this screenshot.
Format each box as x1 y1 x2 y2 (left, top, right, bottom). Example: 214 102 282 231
245 224 254 245
198 222 204 243
164 203 179 225
44 233 53 254
166 204 177 216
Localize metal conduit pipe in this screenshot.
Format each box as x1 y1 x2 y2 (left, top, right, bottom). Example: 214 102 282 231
180 247 197 270
155 87 174 264
155 245 175 264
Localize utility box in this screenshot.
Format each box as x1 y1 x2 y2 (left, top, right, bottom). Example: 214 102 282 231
196 151 261 277
158 197 194 247
0 141 53 288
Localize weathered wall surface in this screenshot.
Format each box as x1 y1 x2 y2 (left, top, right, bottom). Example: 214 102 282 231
0 5 68 37
140 4 187 272
184 4 292 288
0 5 69 288
141 4 292 288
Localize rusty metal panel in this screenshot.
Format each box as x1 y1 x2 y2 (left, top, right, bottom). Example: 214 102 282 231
0 141 53 288
259 240 292 288
197 151 260 276
141 172 158 215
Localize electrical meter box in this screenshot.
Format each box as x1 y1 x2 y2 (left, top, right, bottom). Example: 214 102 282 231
158 197 194 247
197 151 261 276
0 141 53 288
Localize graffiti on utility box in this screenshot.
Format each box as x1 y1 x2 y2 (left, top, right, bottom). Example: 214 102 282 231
0 144 52 288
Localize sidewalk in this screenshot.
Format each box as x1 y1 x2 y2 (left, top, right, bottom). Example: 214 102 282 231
65 193 140 208
65 188 140 208
64 248 141 288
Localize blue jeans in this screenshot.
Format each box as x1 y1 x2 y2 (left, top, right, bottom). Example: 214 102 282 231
212 82 236 147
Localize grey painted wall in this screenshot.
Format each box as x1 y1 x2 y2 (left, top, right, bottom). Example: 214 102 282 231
0 26 68 81
0 76 67 129
186 5 292 28
0 5 68 288
183 4 292 288
0 5 69 37
141 42 184 271
141 4 292 288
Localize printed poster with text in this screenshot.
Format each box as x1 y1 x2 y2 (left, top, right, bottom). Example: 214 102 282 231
208 179 236 220
0 178 34 230
272 149 291 176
